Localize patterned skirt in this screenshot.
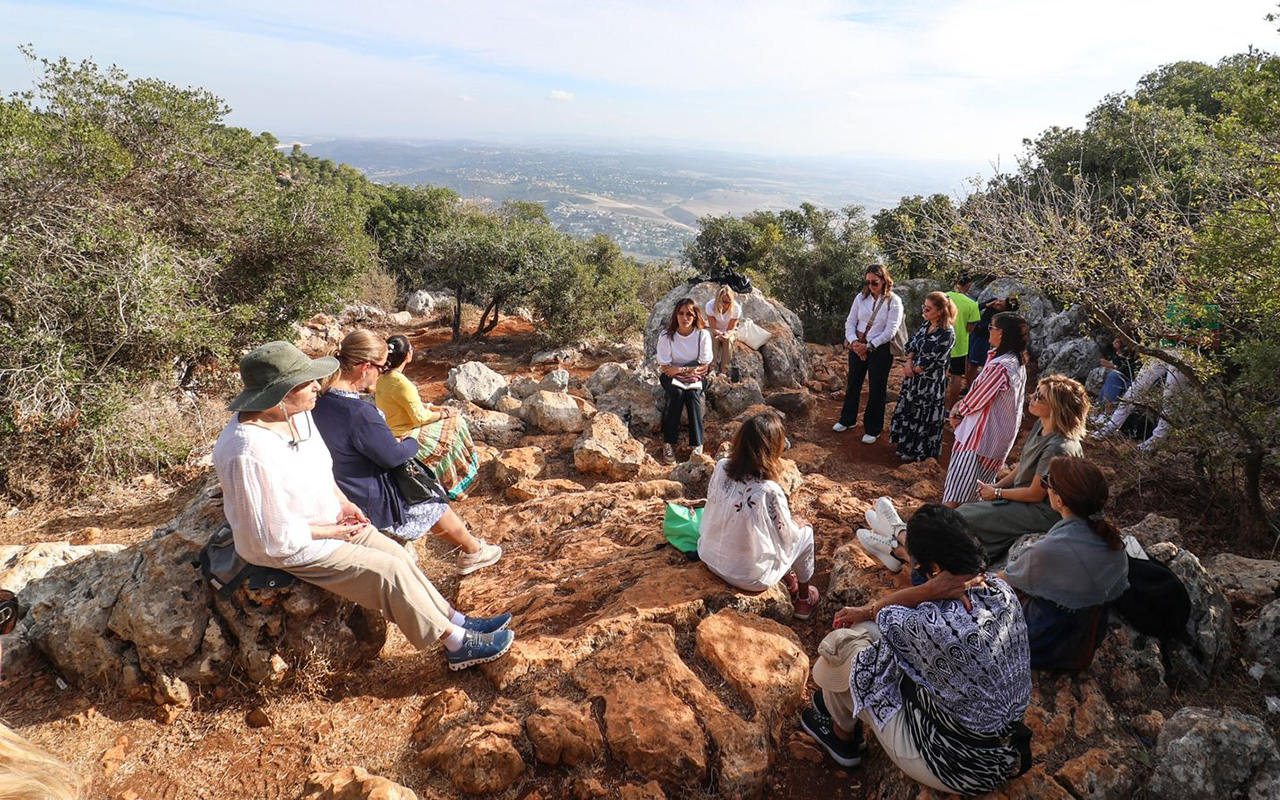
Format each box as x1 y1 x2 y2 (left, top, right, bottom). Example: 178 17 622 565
890 371 948 461
412 415 479 500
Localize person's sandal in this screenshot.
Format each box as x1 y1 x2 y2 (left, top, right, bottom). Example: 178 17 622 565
792 585 820 620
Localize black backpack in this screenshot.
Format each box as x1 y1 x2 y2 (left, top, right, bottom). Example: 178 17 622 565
198 523 297 597
1110 556 1192 642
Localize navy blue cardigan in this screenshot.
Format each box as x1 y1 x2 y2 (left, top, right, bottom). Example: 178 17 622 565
312 391 420 530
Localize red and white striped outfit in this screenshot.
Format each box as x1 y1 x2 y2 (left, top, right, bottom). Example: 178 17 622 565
942 351 1027 504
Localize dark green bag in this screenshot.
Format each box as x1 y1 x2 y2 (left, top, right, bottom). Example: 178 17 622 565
663 503 703 554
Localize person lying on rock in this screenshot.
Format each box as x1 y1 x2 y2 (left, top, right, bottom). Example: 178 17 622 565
697 410 819 619
804 504 1032 794
313 330 501 576
655 297 713 464
1003 456 1128 673
213 341 513 671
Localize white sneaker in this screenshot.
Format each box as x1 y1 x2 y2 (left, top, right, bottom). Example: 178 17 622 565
458 540 503 575
1090 424 1118 440
832 422 849 432
861 434 878 444
873 497 907 535
1137 437 1159 454
857 528 902 573
691 445 703 456
662 443 676 464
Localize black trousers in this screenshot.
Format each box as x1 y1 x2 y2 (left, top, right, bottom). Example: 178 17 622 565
660 374 705 446
838 345 893 435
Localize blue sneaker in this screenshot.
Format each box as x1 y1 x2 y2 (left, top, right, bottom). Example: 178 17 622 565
461 612 512 634
447 628 514 671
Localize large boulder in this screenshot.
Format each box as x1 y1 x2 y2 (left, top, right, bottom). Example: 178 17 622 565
1039 336 1102 383
975 278 1059 358
593 368 665 436
1147 542 1235 683
445 361 510 409
463 406 526 448
20 481 387 697
1244 599 1280 687
521 390 590 434
574 413 653 481
706 378 765 420
1148 707 1280 798
493 447 546 488
1206 553 1280 609
644 283 811 389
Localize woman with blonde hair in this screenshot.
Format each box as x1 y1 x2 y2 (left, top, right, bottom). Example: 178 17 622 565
698 410 820 618
704 285 741 377
957 375 1090 561
312 330 501 576
835 264 904 444
889 292 957 463
655 297 713 463
376 335 478 499
0 723 82 799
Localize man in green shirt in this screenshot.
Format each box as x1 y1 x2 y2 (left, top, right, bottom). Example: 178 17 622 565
946 274 982 411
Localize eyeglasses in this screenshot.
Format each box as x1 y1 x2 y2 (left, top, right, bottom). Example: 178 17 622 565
1042 472 1056 492
364 360 390 374
867 279 883 287
286 409 313 451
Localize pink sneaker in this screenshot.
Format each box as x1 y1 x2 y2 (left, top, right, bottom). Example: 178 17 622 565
793 585 821 620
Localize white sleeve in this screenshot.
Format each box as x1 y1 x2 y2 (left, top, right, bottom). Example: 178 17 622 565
698 329 713 364
656 333 673 365
223 454 314 562
844 297 860 344
870 294 904 348
763 484 805 555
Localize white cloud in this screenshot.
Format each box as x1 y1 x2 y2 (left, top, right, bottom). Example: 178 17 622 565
547 90 574 102
457 94 474 102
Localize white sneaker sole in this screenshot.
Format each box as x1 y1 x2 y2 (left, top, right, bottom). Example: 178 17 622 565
799 714 862 768
857 533 902 573
447 635 514 671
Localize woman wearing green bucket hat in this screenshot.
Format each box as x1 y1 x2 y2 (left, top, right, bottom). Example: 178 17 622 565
213 341 514 671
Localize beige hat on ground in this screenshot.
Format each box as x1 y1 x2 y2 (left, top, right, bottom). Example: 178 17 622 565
811 628 867 693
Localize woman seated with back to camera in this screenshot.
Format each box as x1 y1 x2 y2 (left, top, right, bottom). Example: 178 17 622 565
1004 456 1128 672
698 410 819 619
801 504 1031 794
213 341 513 671
312 330 502 576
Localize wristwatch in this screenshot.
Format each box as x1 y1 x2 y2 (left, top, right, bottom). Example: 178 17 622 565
866 342 877 353
994 487 1003 499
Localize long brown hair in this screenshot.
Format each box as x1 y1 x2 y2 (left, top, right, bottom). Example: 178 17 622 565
663 297 706 338
992 312 1028 365
725 410 787 483
860 263 894 298
1047 456 1122 550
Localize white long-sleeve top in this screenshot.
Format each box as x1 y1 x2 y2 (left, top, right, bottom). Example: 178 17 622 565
843 291 904 348
656 328 713 366
212 412 342 568
697 460 811 591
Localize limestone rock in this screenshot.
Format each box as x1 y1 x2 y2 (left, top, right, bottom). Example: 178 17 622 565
494 395 523 415
338 304 386 325
1244 599 1280 687
827 542 883 610
0 542 127 595
423 727 525 795
525 697 603 766
619 782 666 800
1039 337 1102 383
775 458 802 497
493 447 546 488
537 368 570 393
706 377 765 420
1206 553 1280 609
1149 707 1280 798
402 290 435 316
594 369 664 435
504 478 586 502
531 344 584 366
413 688 476 743
645 283 811 389
1092 620 1168 706
462 406 526 448
574 413 653 481
764 389 814 417
445 361 509 409
302 767 418 800
508 375 540 400
587 362 631 396
975 278 1058 358
1121 513 1183 549
669 452 717 497
521 390 588 434
388 311 412 326
1147 543 1234 681
1054 747 1139 800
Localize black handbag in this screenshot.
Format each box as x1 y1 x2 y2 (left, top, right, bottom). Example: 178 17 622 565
199 523 297 597
391 458 451 506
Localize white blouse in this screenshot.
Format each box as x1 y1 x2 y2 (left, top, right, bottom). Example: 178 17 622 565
843 291 904 348
697 460 811 590
704 299 741 333
656 328 713 366
212 412 342 568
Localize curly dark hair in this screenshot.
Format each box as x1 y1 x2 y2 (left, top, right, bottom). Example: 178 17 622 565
904 504 987 576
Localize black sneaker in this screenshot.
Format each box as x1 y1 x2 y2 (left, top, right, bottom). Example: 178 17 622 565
461 612 512 634
813 689 830 719
800 707 862 767
810 693 868 752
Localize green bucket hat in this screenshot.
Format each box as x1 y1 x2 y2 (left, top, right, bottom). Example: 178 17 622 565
227 341 339 412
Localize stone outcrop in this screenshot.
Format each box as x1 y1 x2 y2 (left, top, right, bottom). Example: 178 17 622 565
975 278 1058 358
1039 336 1102 383
1148 707 1280 798
493 447 546 488
1147 542 1235 683
1244 599 1280 686
520 390 591 434
1205 553 1280 609
573 413 653 480
644 283 811 389
705 377 765 419
589 365 664 436
445 361 510 408
461 405 526 448
302 767 418 800
17 481 387 697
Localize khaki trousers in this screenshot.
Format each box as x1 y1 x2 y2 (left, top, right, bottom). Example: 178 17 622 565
712 332 735 373
286 527 453 650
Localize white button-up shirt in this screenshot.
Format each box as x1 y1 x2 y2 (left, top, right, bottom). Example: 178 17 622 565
844 291 904 348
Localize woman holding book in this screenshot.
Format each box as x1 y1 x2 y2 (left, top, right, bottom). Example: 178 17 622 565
655 297 713 464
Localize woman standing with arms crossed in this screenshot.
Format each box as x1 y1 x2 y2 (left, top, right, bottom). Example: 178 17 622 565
834 264 904 444
942 313 1029 507
890 292 957 463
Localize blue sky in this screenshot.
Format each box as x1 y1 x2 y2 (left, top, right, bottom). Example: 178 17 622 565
1 1 1275 162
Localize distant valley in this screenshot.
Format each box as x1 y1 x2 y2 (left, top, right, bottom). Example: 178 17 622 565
293 138 985 260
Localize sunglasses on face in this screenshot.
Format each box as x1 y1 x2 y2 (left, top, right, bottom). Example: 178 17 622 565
867 279 883 287
365 360 390 374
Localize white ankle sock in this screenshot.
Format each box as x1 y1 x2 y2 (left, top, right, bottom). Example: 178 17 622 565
442 625 467 651
450 609 466 626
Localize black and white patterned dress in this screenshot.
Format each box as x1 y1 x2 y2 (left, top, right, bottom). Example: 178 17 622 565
889 323 956 462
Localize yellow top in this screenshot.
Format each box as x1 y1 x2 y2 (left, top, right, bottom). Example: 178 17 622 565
374 370 438 437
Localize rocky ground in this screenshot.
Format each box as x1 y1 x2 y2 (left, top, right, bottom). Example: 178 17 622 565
1 291 1278 800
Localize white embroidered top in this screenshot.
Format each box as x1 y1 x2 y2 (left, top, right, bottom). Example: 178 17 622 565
697 459 810 590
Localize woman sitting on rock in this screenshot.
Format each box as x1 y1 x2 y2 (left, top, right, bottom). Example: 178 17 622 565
698 410 819 619
957 375 1089 562
375 335 479 500
1005 456 1128 672
803 504 1031 794
942 312 1029 507
213 340 513 670
704 285 741 377
889 292 957 463
655 297 712 464
312 330 502 576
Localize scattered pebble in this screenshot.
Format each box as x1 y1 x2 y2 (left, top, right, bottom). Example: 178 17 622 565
245 708 272 728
